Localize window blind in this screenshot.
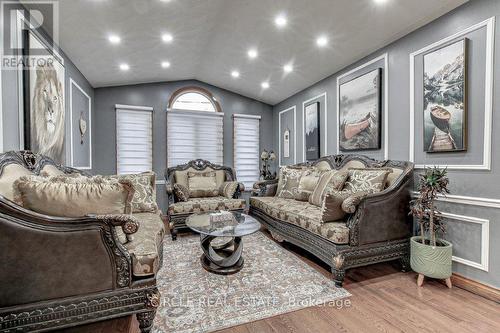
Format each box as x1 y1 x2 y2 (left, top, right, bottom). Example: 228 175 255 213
115 105 153 175
233 114 261 190
167 109 224 167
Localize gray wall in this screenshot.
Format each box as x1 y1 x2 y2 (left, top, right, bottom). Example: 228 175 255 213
1 6 94 172
272 0 500 288
93 80 274 211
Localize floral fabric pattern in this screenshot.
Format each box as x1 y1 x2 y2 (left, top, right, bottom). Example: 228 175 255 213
342 190 371 213
296 168 323 201
250 197 349 244
173 184 190 202
187 171 219 198
109 172 158 213
309 170 349 207
276 166 304 199
219 181 239 198
168 197 246 215
344 168 392 193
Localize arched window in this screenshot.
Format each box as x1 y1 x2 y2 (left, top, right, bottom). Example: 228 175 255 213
167 87 223 167
168 86 221 112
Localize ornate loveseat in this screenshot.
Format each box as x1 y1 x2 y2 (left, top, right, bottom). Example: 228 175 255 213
165 159 245 240
0 151 164 332
250 154 414 287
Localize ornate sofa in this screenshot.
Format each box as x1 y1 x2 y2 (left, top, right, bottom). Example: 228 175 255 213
250 154 414 287
0 151 164 333
165 159 245 240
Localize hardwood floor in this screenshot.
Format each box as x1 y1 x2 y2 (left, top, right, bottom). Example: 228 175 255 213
59 234 500 333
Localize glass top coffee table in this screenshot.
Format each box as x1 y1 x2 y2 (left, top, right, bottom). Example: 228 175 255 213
185 211 261 275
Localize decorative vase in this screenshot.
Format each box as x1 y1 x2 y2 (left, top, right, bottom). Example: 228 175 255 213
410 236 453 288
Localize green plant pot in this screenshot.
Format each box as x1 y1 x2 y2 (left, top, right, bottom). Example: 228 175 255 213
410 236 453 279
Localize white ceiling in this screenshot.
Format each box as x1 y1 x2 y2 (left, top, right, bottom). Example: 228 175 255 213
53 0 467 105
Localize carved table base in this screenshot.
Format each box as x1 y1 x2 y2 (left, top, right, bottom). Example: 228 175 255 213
200 235 244 275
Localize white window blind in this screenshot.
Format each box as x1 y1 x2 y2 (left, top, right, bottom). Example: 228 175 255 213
167 109 224 167
115 104 153 175
233 114 260 189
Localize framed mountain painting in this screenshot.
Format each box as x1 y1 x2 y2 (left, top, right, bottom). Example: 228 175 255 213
339 68 381 151
423 38 467 153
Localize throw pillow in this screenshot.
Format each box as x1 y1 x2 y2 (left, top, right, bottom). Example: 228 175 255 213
276 166 304 199
309 170 349 207
12 175 135 217
344 168 393 193
40 164 65 177
187 171 219 197
0 164 33 201
220 181 239 199
321 190 353 223
342 191 371 213
108 172 158 213
295 168 323 201
173 183 190 202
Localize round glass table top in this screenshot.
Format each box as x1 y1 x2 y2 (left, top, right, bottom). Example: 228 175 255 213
185 211 261 237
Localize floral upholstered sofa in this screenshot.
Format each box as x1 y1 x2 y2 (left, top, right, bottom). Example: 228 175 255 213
250 154 414 287
0 151 164 333
165 159 245 240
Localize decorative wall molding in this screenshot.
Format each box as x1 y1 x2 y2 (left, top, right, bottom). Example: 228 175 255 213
336 53 389 160
411 191 500 209
302 92 327 162
69 78 92 170
409 17 495 170
156 180 166 185
438 212 489 272
278 106 297 166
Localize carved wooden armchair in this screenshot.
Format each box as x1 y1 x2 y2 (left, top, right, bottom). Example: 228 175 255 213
165 159 246 240
0 151 163 333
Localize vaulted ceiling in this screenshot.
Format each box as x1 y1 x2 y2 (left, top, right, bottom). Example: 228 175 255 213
52 0 467 105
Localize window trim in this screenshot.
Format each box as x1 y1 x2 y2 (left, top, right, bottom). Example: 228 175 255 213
167 86 222 113
115 104 154 175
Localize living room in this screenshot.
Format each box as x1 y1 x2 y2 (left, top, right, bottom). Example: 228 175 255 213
0 0 499 332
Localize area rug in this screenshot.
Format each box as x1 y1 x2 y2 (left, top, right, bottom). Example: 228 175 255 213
153 232 350 333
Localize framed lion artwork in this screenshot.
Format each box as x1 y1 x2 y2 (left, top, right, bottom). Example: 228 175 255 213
23 30 66 163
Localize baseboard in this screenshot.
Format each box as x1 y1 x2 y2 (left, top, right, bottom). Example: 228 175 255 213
450 273 500 303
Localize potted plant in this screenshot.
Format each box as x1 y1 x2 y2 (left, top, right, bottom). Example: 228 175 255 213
260 150 277 180
409 167 453 288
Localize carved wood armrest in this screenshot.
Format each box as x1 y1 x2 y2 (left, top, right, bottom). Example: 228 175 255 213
252 179 278 197
90 214 140 242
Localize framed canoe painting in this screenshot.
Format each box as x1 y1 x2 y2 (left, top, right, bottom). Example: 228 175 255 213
423 38 467 153
339 68 381 151
304 102 320 161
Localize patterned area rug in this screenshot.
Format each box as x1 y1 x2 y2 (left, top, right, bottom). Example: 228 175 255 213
153 231 350 332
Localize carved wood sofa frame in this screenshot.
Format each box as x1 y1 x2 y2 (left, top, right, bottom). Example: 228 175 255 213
250 154 414 287
165 159 244 240
0 151 161 333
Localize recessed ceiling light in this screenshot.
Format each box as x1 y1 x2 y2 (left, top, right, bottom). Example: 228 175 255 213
274 14 287 28
247 48 258 59
231 70 240 78
316 35 328 47
283 63 293 73
373 0 389 4
162 33 173 43
108 34 121 44
119 63 130 71
161 61 171 68
261 81 270 89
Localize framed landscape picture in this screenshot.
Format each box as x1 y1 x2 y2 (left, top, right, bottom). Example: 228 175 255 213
423 38 467 153
304 102 320 161
339 68 381 151
23 30 66 163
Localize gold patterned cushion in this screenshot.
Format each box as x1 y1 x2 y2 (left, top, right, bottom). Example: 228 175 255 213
219 181 239 199
250 197 349 244
276 166 304 199
309 170 349 207
342 191 371 213
120 212 165 277
173 183 190 202
168 197 246 215
109 172 158 213
344 168 392 193
296 168 323 201
175 168 226 189
12 175 134 217
187 171 219 198
0 164 33 201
